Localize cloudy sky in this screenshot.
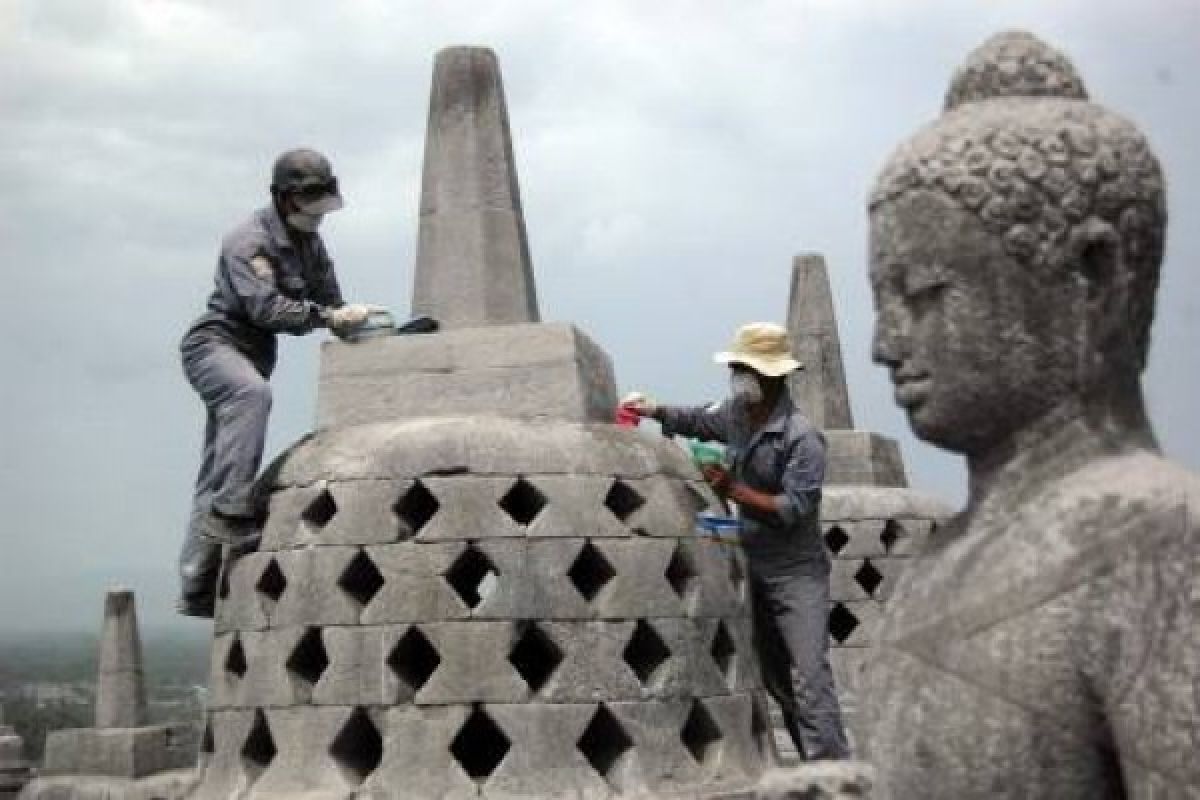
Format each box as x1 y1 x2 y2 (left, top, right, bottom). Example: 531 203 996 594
1 0 1197 634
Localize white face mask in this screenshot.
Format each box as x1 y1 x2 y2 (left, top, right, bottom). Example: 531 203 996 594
730 370 764 408
286 210 324 232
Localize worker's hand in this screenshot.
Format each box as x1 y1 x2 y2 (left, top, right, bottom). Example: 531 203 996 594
702 464 732 496
620 391 658 418
328 303 386 331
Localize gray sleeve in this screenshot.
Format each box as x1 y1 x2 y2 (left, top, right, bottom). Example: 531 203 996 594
224 239 319 334
776 427 825 523
310 238 344 310
658 401 732 443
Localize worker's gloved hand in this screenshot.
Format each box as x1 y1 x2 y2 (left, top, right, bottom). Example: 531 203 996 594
702 464 732 496
328 303 386 332
620 391 658 418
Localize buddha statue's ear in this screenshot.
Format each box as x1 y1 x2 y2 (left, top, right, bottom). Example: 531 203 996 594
1067 218 1137 383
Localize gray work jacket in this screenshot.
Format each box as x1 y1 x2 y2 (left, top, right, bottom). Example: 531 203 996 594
182 206 343 373
659 392 829 571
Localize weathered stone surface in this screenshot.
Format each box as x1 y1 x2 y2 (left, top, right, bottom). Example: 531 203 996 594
41 726 193 779
412 46 538 329
360 705 477 799
317 323 617 428
752 763 874 799
822 430 906 488
94 588 146 729
265 417 701 487
864 30 1199 799
786 254 853 431
360 542 471 624
17 770 197 800
820 487 950 522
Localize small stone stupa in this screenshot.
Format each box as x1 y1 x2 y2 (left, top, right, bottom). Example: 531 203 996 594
784 254 951 755
190 47 870 799
19 589 195 799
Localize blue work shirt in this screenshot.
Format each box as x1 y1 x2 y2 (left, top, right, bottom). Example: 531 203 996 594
182 206 343 373
659 392 829 571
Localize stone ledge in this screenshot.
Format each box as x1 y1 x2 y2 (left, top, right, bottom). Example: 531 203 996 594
316 322 616 428
17 769 197 800
41 725 194 780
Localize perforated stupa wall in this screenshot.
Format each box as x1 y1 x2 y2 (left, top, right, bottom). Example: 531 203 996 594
194 419 775 799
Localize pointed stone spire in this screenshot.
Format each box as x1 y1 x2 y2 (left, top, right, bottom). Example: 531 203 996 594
786 253 854 430
94 588 147 729
412 46 540 329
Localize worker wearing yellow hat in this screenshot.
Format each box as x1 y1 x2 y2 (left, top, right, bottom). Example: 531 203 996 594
623 322 849 760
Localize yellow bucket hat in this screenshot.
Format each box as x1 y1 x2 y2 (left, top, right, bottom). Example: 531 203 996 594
713 322 803 377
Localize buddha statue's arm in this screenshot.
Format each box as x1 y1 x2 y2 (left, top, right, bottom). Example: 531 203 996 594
1075 501 1200 794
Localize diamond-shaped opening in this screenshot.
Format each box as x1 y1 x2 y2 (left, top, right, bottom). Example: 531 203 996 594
444 545 498 610
338 549 385 609
880 519 904 553
710 622 736 685
623 619 671 686
854 559 884 597
829 603 860 644
450 706 511 783
509 622 563 693
256 558 287 604
387 626 441 694
241 709 276 781
225 635 248 678
681 700 723 766
498 477 546 526
285 627 329 687
578 704 634 790
218 563 231 600
394 480 439 538
568 541 617 602
604 479 645 522
824 525 850 555
302 488 337 530
665 545 698 602
201 719 214 754
329 707 383 786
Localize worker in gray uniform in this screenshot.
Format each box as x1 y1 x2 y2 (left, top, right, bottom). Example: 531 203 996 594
177 148 379 618
623 322 850 760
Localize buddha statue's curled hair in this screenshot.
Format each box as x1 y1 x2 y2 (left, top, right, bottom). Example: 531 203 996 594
870 31 1167 371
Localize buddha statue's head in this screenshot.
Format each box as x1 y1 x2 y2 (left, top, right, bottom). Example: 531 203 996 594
868 31 1167 457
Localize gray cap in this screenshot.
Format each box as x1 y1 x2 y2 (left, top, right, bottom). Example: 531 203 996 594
271 148 344 214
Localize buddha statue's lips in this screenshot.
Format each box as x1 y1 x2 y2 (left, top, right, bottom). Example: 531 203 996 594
892 375 931 408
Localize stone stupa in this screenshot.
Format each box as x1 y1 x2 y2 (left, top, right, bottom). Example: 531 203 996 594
190 47 867 799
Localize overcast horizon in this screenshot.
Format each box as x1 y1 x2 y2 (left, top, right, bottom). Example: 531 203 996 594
2 0 1197 635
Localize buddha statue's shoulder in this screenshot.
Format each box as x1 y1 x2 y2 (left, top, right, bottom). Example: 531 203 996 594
1041 449 1200 541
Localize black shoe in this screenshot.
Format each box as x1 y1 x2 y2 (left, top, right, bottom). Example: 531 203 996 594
175 592 215 619
228 531 262 560
200 510 260 545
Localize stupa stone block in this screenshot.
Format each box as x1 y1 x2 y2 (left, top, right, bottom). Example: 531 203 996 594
316 322 616 429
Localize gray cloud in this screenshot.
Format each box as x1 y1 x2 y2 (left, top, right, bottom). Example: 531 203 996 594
1 0 1197 632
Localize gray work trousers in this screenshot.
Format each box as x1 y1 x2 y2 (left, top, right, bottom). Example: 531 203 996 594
177 336 273 597
749 561 850 760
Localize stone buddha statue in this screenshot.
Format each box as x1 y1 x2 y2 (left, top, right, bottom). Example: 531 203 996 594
862 31 1199 798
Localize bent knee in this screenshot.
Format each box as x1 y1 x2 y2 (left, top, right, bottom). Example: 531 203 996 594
234 378 273 411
